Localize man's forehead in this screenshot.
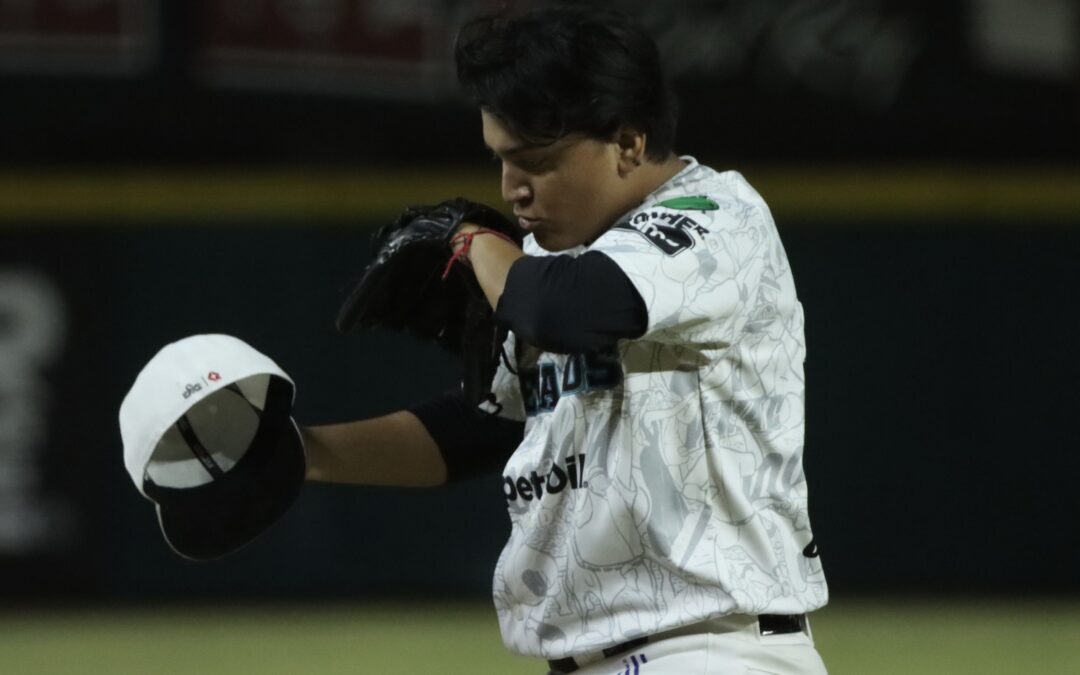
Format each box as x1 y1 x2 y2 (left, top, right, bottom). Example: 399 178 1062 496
486 115 587 158
481 111 530 154
480 111 572 155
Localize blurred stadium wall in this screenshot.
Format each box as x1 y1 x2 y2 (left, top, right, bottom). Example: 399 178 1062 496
0 0 1077 602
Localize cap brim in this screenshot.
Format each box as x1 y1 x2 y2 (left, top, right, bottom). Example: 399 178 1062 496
145 377 305 561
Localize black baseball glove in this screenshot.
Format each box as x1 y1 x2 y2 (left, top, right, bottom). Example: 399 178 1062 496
336 197 523 405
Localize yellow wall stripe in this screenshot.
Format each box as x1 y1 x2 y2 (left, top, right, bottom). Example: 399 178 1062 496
1 165 1078 224
751 165 1080 223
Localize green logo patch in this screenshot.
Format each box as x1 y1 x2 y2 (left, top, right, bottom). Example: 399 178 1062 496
657 196 719 211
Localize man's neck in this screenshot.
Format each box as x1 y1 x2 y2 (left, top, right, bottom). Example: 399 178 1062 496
635 154 689 200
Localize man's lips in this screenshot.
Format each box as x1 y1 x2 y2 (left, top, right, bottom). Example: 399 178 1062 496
517 216 541 230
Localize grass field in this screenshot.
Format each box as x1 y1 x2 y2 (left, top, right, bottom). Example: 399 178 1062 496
0 596 1076 674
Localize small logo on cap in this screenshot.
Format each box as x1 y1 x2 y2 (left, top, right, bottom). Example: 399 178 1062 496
182 383 203 399
208 372 221 381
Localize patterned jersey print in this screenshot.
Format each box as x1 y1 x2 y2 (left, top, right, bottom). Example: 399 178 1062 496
488 158 828 659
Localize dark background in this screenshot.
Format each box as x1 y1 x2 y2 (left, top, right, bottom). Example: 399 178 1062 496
1 0 1077 602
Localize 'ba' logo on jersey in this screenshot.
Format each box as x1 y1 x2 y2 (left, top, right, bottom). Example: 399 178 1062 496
615 210 709 256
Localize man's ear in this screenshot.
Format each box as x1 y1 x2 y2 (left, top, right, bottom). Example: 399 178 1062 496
615 126 646 175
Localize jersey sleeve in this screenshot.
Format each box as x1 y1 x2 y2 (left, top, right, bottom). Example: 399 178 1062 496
589 201 773 344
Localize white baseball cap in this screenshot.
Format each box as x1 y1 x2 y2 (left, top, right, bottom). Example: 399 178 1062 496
120 334 305 561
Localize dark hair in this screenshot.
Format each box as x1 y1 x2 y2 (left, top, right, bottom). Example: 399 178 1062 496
454 6 678 161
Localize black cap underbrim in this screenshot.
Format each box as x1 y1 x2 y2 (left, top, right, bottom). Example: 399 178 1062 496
144 376 305 561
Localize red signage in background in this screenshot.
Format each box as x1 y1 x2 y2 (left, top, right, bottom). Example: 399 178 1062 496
197 0 529 99
0 0 155 74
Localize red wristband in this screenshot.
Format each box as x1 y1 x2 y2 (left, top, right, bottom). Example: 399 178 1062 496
442 228 517 279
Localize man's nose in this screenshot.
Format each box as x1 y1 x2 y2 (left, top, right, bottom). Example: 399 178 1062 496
501 164 532 205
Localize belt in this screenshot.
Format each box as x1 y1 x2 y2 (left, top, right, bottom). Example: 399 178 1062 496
546 614 807 674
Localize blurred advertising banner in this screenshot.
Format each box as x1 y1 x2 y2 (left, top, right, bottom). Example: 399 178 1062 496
196 0 528 97
971 0 1079 79
0 270 69 553
0 0 156 74
0 229 118 597
1 1 1076 162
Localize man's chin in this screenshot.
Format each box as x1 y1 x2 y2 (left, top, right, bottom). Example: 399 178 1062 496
532 228 554 251
533 228 581 253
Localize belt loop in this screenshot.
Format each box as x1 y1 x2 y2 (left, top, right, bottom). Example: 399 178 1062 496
758 614 808 636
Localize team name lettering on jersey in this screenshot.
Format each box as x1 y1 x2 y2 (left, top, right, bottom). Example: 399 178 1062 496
614 210 710 256
503 453 586 502
519 348 621 416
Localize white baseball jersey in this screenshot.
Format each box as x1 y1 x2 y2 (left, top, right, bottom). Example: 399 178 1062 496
488 157 828 659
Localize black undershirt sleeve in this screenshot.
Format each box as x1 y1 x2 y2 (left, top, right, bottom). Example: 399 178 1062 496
410 251 645 481
408 388 524 483
495 250 648 354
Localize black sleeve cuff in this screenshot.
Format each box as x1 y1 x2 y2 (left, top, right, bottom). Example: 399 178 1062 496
408 389 524 483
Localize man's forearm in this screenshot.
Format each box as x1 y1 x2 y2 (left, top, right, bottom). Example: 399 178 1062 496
302 410 448 487
455 222 526 308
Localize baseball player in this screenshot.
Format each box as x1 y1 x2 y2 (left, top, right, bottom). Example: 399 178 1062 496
305 7 828 674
